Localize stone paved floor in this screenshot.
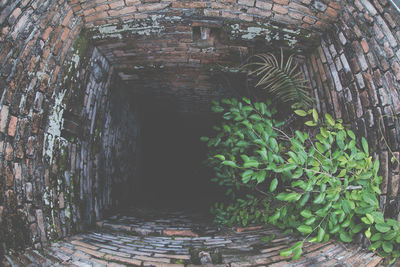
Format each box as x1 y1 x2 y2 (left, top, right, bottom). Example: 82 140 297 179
2 208 385 266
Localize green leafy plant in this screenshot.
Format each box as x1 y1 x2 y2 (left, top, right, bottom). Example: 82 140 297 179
203 98 400 262
210 195 269 227
242 49 314 109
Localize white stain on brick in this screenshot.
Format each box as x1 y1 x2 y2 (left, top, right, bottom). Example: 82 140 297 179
43 89 67 164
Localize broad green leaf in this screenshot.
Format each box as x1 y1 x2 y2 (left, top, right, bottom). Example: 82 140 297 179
347 130 355 139
284 192 301 201
366 214 374 224
242 97 251 104
382 241 393 253
294 110 307 116
339 231 352 243
297 225 313 234
270 178 278 192
256 171 266 183
313 193 325 204
270 137 279 153
291 241 303 251
292 247 302 261
351 224 363 234
361 216 372 225
325 114 335 126
317 227 325 242
371 233 382 241
305 217 316 225
214 154 225 161
383 230 397 241
300 210 312 218
280 248 292 257
222 161 237 167
243 160 259 168
305 121 317 127
375 223 391 233
312 109 318 122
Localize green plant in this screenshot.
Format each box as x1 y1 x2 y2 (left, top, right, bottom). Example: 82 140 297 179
203 98 400 262
211 195 269 227
242 49 314 109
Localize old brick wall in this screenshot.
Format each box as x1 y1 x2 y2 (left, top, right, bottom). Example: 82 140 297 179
305 0 400 218
0 0 85 254
2 0 400 256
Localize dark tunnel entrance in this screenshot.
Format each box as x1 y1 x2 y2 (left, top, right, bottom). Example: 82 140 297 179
135 110 225 211
106 67 245 215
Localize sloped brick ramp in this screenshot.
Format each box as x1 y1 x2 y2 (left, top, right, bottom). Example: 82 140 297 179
2 208 385 267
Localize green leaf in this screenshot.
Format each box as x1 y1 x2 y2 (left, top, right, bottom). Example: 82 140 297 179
200 136 209 142
313 193 325 204
270 178 278 192
256 171 266 183
214 154 225 161
339 231 352 243
297 225 313 234
284 192 301 202
300 210 312 218
325 114 335 126
280 248 292 257
382 241 393 253
375 223 391 233
365 228 371 239
305 121 317 127
294 110 307 116
269 137 279 153
242 97 251 104
317 227 325 242
361 137 369 155
243 160 259 168
361 217 372 225
312 109 318 122
371 233 382 242
351 224 363 234
347 130 355 140
305 217 316 225
222 161 237 167
362 193 377 206
292 247 302 261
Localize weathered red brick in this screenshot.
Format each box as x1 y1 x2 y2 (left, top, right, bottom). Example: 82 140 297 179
5 142 13 161
62 9 74 27
272 4 288 14
5 165 14 187
256 1 272 10
7 116 17 137
137 3 170 12
172 2 207 8
273 0 289 5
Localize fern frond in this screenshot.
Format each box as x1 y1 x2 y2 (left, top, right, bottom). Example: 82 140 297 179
242 49 315 109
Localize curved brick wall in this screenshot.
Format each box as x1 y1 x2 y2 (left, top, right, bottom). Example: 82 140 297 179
0 0 399 256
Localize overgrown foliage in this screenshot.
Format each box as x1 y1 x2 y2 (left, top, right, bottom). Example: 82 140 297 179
242 50 314 109
202 98 400 262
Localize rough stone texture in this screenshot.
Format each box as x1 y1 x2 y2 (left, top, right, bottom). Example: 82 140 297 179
1 208 385 267
1 0 400 261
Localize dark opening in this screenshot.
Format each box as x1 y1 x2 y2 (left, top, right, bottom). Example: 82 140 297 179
135 110 225 211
